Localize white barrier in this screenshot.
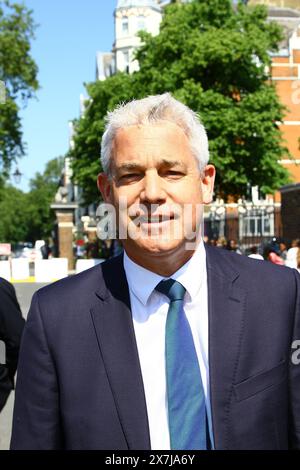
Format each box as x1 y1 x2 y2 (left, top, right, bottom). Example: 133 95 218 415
76 259 105 274
0 261 11 281
11 259 30 281
35 258 68 283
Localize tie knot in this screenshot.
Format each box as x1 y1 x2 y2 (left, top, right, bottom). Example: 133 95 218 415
155 279 186 302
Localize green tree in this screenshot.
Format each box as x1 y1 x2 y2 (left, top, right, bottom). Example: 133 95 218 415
70 0 290 204
0 0 39 178
71 72 136 203
26 156 64 242
0 157 64 244
0 185 29 243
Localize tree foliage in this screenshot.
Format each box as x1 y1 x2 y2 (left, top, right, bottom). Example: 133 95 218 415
0 185 29 243
71 72 136 204
70 0 291 204
0 157 64 243
0 0 38 177
26 156 64 241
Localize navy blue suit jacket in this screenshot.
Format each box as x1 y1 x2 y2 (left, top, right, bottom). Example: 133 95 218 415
10 246 300 449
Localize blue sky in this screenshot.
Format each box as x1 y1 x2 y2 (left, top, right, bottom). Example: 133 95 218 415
15 0 116 191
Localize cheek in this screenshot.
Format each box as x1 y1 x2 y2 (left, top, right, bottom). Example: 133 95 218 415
172 183 203 204
193 188 203 204
112 186 140 211
188 177 203 201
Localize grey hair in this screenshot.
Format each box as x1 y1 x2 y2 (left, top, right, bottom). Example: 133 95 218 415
100 93 209 175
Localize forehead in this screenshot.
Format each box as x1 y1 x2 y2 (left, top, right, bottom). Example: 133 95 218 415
111 122 193 165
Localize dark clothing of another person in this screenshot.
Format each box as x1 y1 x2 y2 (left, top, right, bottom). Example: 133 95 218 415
0 278 25 411
41 244 51 260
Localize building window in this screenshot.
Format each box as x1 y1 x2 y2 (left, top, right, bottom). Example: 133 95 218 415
123 50 130 73
137 15 146 31
122 17 129 35
239 208 274 238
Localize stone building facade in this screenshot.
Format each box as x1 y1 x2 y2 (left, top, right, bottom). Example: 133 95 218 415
97 0 163 80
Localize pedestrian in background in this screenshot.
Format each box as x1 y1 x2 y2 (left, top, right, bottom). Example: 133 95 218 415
263 245 284 265
248 246 264 261
286 239 300 270
216 237 227 249
279 240 288 262
226 239 242 255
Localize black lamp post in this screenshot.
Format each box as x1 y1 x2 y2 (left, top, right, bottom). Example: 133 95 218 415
13 167 22 184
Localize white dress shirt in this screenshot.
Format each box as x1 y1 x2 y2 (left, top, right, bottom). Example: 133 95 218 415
123 241 213 450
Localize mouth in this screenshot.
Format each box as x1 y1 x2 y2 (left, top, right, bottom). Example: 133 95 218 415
139 214 175 224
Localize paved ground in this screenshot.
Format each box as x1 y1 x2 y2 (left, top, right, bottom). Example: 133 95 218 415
14 282 49 318
0 392 14 450
0 282 49 450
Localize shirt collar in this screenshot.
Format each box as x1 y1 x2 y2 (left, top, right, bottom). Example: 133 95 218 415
123 240 206 306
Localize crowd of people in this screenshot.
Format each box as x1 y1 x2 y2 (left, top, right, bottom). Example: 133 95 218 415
203 236 300 272
101 235 300 273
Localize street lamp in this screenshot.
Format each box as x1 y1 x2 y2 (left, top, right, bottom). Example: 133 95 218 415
13 167 22 184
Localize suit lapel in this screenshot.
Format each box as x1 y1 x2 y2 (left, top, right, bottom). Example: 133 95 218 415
90 255 151 450
205 246 246 450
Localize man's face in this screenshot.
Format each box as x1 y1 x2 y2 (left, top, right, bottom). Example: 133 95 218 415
98 121 215 259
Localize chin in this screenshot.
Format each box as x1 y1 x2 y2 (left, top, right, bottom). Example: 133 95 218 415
133 238 184 256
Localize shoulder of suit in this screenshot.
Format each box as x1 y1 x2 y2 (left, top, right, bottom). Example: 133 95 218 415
0 277 15 293
35 254 124 301
205 244 297 283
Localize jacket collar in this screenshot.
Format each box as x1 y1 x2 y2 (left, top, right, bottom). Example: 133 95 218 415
205 245 246 449
92 254 151 450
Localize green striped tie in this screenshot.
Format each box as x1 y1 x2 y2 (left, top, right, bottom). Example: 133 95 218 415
156 279 207 450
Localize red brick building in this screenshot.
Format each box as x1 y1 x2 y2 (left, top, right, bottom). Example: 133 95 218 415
206 1 300 248
249 1 300 189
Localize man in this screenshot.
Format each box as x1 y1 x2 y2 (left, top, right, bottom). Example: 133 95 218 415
11 94 300 450
248 246 264 261
0 278 24 412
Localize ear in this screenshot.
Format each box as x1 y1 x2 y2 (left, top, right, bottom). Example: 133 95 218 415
97 173 113 204
201 165 216 204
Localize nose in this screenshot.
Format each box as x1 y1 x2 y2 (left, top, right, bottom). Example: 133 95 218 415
140 170 166 204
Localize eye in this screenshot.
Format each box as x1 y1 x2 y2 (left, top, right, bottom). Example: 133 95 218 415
122 173 141 178
164 170 184 178
119 173 143 183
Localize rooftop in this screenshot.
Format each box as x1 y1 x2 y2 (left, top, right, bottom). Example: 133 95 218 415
116 0 161 10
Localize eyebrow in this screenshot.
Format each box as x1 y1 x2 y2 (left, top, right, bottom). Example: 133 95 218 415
116 163 144 172
115 159 185 173
161 159 184 168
